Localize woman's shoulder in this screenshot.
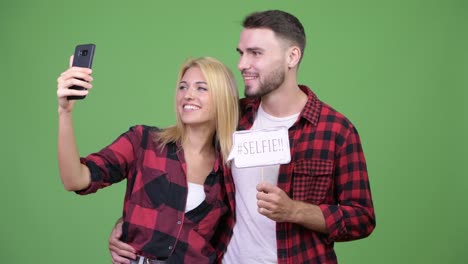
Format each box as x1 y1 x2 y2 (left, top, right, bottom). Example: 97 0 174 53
127 124 162 133
120 125 163 143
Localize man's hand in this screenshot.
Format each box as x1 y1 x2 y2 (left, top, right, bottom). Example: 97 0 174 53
109 218 137 264
256 182 329 233
256 182 295 222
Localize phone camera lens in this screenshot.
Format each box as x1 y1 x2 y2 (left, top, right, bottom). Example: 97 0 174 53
79 50 88 56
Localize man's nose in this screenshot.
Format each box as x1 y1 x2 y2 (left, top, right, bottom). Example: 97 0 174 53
238 55 250 71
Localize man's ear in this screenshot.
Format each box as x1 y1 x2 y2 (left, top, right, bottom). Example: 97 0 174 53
287 46 301 69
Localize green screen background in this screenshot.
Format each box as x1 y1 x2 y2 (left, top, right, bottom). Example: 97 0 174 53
1 0 466 263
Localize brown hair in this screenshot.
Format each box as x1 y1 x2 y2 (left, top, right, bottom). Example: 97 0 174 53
243 10 306 63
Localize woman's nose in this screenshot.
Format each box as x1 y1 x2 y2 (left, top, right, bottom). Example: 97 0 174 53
184 87 195 100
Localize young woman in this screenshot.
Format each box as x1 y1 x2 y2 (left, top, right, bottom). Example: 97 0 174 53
56 56 239 264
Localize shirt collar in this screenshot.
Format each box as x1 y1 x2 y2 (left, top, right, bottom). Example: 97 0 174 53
240 85 321 128
298 85 321 127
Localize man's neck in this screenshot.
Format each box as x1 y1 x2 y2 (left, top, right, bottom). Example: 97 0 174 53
260 80 307 118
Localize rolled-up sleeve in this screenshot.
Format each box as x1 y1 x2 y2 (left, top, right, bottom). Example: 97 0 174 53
320 126 376 242
76 126 140 195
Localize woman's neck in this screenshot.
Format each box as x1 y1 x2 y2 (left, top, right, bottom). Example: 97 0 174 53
182 126 215 156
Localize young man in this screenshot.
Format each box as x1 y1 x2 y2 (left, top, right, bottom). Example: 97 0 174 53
109 10 376 264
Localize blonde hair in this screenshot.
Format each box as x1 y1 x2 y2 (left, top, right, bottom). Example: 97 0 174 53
156 57 239 163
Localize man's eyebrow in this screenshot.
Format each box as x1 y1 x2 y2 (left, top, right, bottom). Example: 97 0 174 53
247 47 263 52
237 47 264 53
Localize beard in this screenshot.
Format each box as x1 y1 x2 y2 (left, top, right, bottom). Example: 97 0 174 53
244 65 285 98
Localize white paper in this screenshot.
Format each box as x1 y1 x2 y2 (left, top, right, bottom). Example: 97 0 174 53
228 127 291 168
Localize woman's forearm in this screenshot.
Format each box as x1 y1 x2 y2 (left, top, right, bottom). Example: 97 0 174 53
57 109 91 191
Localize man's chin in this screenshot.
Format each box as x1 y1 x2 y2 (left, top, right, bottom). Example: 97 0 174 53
244 86 260 98
245 94 261 99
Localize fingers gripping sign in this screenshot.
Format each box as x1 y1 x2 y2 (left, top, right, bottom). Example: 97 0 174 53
256 182 295 223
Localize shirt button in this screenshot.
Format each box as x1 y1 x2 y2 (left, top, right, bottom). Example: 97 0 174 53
177 220 182 225
168 246 173 250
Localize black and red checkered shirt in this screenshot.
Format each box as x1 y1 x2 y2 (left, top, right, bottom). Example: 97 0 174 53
77 125 230 263
220 85 376 264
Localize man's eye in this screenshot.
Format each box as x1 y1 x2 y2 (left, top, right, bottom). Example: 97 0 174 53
179 86 187 90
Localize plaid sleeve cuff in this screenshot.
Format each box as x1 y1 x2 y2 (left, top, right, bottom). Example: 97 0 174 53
319 204 347 243
74 158 103 195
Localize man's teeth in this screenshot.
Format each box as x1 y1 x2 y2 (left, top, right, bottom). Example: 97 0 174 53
184 105 200 110
244 76 257 80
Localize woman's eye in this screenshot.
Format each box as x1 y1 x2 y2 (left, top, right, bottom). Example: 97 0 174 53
198 87 208 91
179 85 187 90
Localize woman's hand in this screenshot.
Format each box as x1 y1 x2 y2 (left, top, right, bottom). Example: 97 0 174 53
109 218 137 264
56 55 93 113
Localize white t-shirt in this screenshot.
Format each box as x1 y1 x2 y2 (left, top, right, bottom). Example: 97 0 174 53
185 182 205 213
223 104 299 264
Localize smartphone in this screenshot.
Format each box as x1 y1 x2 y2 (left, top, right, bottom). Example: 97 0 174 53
67 43 96 100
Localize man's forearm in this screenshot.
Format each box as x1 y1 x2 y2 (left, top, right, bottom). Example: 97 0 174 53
288 200 328 233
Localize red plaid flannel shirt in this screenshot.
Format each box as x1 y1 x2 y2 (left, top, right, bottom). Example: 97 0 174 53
219 85 376 263
77 125 230 263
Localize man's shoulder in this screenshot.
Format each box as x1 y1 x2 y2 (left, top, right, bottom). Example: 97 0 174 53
318 100 357 131
299 85 356 130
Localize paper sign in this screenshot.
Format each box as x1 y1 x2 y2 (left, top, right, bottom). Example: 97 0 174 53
227 127 291 168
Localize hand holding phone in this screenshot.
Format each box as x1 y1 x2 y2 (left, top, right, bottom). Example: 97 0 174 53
68 44 95 100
